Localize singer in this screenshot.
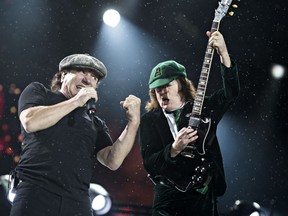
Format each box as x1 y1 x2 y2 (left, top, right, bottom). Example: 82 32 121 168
9 54 141 216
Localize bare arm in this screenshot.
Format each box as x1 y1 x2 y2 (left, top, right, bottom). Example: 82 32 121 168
20 99 78 133
97 95 141 170
20 87 97 133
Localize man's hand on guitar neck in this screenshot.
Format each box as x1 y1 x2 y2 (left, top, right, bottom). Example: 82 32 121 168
207 31 231 68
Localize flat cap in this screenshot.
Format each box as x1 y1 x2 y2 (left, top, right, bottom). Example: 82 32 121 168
59 54 107 80
149 60 187 89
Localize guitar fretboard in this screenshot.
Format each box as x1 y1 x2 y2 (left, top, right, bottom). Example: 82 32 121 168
192 21 220 117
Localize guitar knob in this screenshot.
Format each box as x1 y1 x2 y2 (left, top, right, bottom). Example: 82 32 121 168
191 175 197 184
197 176 203 183
196 165 207 175
201 167 207 174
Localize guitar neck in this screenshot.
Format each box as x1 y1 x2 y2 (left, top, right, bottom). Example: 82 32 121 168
192 21 220 117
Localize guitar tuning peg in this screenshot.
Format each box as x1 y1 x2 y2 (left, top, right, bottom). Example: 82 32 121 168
232 4 238 8
228 11 234 16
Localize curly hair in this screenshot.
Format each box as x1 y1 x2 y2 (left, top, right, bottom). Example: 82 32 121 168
145 76 196 112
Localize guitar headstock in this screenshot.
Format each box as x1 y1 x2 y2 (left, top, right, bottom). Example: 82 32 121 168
214 0 240 22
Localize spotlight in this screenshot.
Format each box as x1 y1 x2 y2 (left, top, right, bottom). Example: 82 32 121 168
228 200 262 216
271 64 285 79
103 9 121 27
0 175 12 215
0 174 16 203
89 183 112 215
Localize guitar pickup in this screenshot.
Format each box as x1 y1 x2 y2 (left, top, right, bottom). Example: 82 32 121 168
188 117 201 128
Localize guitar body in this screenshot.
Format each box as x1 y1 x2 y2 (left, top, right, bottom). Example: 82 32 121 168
191 116 212 155
148 155 212 192
178 103 212 157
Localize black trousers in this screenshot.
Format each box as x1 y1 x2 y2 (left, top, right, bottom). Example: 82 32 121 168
152 184 218 216
9 182 93 216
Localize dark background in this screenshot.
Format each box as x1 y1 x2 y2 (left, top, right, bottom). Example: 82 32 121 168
0 0 287 215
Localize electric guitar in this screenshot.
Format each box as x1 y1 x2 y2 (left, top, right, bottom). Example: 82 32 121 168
149 0 238 192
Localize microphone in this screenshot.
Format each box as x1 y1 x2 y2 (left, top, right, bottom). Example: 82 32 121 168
86 98 97 115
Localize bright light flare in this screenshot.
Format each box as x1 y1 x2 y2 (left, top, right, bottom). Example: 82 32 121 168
103 9 121 27
250 212 260 216
8 190 16 203
89 183 112 215
271 64 285 79
91 195 106 210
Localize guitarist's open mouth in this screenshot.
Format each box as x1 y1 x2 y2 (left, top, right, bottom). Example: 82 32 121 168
162 98 169 106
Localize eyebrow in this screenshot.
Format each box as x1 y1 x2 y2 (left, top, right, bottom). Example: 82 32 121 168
156 81 174 89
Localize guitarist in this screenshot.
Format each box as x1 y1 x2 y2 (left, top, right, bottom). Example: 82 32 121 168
139 31 240 216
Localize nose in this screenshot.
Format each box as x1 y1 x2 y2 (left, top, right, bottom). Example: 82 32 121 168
82 73 92 86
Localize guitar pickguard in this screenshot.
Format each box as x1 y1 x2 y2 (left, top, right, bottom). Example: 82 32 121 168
178 103 212 157
190 116 212 155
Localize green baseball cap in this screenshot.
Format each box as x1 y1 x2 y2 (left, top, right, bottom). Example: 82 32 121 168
148 60 187 89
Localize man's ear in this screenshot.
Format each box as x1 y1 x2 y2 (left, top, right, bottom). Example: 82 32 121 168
61 72 67 82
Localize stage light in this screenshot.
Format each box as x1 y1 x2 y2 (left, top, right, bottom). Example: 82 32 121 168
271 64 285 79
228 200 263 216
0 174 16 203
89 183 112 215
7 188 16 203
103 9 121 27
